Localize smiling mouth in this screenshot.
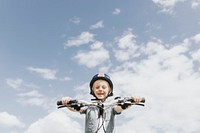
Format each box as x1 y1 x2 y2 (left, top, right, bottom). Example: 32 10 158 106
97 93 105 96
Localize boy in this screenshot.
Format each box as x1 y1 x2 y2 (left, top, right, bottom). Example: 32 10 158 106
62 73 143 133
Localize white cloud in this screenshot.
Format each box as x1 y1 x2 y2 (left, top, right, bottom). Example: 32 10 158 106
114 29 139 61
90 20 104 29
151 0 186 14
6 78 23 90
27 67 57 80
59 76 71 81
113 8 121 15
16 90 59 113
17 90 47 107
5 78 40 92
117 30 137 49
192 49 200 61
69 16 81 24
17 97 46 107
5 78 51 109
74 41 110 68
186 33 200 62
152 0 182 7
191 0 200 9
17 90 43 97
145 22 162 33
24 111 82 133
192 33 200 43
0 112 25 128
90 41 103 50
64 32 94 48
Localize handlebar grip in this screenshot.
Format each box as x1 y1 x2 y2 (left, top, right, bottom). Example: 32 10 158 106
57 99 78 106
141 98 145 103
57 100 63 106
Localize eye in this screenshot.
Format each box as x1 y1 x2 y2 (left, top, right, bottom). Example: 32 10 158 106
102 85 106 89
95 86 100 89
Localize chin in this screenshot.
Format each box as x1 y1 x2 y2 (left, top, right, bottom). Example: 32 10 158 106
97 97 104 100
96 96 106 100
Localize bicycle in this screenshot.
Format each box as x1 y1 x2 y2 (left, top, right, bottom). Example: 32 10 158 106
57 97 145 133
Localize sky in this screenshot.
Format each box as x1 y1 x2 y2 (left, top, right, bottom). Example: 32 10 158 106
0 0 200 133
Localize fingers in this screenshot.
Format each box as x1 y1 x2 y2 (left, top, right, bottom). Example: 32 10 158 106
132 97 143 103
62 97 72 105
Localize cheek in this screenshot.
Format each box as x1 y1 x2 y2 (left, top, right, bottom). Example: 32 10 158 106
104 87 110 93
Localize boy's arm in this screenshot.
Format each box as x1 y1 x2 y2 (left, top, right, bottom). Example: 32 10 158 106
114 105 131 113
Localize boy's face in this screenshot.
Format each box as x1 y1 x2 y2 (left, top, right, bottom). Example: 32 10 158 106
92 80 111 100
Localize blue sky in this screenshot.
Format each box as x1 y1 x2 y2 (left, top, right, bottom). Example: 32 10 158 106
1 0 200 133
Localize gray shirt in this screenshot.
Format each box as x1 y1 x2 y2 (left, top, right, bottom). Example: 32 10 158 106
81 105 121 133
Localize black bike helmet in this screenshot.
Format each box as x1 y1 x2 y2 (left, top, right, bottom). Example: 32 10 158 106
89 73 113 98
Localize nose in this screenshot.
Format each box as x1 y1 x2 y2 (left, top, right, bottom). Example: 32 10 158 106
99 86 103 91
99 87 102 91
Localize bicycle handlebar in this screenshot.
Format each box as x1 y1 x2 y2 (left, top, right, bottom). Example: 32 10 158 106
57 100 62 106
57 97 145 109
